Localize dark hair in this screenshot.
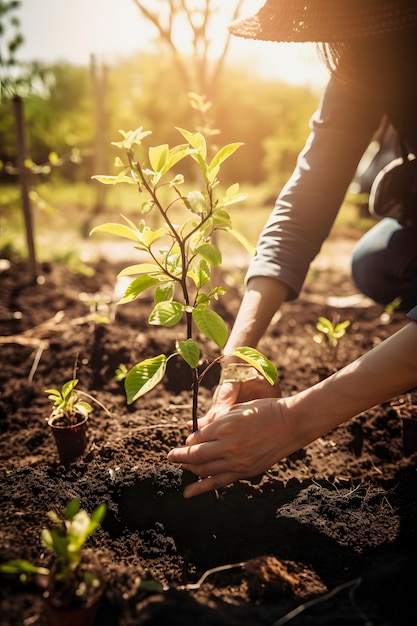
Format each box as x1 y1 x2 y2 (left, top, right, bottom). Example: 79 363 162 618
317 27 417 85
318 28 417 140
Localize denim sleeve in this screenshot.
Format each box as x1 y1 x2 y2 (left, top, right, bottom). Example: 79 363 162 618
407 306 417 322
245 76 384 300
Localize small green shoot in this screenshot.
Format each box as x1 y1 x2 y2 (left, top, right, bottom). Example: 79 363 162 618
380 296 402 324
313 315 350 373
114 363 129 381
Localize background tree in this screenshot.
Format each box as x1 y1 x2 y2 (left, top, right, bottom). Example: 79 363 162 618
129 0 246 133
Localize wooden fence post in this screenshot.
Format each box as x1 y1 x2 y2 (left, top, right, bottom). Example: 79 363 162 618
13 94 38 283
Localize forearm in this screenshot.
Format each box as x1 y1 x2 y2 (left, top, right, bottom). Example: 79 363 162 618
284 322 417 447
224 276 289 356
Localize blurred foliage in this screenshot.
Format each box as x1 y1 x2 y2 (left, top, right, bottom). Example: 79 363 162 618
0 51 320 189
0 0 24 100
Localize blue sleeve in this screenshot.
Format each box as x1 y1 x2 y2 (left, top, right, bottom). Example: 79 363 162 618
407 306 417 322
245 76 383 300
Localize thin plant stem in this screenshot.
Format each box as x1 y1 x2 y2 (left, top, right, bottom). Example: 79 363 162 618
191 369 199 432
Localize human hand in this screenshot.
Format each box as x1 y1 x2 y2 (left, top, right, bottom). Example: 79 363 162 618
194 372 282 430
168 397 295 498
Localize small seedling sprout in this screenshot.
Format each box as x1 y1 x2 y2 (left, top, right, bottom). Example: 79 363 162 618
313 315 350 371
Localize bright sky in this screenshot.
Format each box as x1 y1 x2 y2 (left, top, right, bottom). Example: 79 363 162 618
18 0 328 88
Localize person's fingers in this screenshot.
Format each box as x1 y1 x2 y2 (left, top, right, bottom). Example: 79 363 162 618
186 411 216 430
182 472 240 498
236 376 282 402
167 438 223 466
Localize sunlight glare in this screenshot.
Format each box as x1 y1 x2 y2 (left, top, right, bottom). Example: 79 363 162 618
19 0 327 87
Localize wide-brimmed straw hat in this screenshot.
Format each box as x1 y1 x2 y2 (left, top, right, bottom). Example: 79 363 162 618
228 0 417 43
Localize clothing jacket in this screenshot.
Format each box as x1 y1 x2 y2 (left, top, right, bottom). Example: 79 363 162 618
246 73 417 302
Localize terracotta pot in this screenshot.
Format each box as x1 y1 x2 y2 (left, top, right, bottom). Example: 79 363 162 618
402 417 417 456
42 553 104 626
48 415 88 465
43 591 102 626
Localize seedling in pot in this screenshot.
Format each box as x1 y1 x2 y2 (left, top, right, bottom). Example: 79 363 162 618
0 498 106 620
90 126 277 431
313 315 350 376
45 378 109 465
45 379 93 428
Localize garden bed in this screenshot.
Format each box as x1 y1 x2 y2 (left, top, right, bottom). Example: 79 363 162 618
0 256 416 625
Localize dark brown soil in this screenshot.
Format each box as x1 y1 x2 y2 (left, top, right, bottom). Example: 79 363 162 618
1 253 416 626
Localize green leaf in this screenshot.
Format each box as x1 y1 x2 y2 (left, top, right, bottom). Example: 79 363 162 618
316 316 332 333
334 320 350 335
114 156 125 167
161 144 191 174
176 128 207 160
195 243 222 267
154 283 174 303
92 174 136 185
212 209 232 229
186 190 206 214
61 379 78 400
124 355 167 403
149 144 168 172
222 182 247 207
64 498 80 520
89 223 141 242
209 143 244 171
207 143 244 183
140 226 167 247
40 529 54 551
148 301 183 327
227 228 256 256
229 347 277 385
0 559 45 575
41 528 69 560
74 401 93 417
90 503 107 525
118 263 161 277
192 308 228 348
176 339 200 368
112 127 152 151
195 293 210 307
187 259 210 288
209 286 227 300
118 276 160 304
141 200 155 214
45 388 62 398
170 173 185 186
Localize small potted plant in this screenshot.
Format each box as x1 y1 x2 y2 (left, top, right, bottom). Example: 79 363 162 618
0 498 106 626
45 379 93 465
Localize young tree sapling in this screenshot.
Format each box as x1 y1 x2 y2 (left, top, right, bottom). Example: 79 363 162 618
90 126 277 431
